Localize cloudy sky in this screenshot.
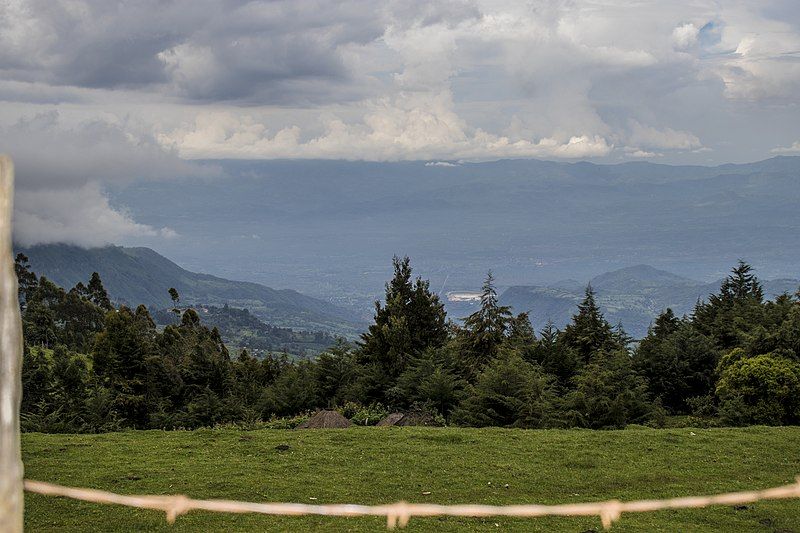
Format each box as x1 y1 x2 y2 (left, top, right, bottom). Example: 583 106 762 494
2 0 800 246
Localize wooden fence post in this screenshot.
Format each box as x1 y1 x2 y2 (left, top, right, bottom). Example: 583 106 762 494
0 155 23 532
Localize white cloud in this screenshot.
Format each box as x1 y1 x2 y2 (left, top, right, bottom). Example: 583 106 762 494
3 110 208 246
13 183 177 247
159 92 613 161
672 23 700 49
705 11 800 101
624 148 662 159
627 121 703 152
1 0 799 182
771 141 800 154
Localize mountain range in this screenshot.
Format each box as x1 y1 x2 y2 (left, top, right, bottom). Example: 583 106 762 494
108 156 800 314
17 244 364 336
17 244 799 341
493 265 798 339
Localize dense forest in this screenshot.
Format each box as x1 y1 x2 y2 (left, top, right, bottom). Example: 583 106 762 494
15 253 800 433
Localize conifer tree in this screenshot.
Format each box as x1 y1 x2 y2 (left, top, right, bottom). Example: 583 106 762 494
530 321 578 386
359 256 448 380
694 261 764 348
559 285 616 362
457 272 512 378
651 308 680 338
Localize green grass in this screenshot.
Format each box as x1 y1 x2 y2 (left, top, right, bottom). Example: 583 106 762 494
22 426 800 532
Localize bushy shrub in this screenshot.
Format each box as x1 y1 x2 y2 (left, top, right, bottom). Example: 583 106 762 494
716 352 800 426
452 353 556 428
348 403 389 426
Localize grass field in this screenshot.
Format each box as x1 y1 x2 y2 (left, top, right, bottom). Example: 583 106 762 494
22 426 800 532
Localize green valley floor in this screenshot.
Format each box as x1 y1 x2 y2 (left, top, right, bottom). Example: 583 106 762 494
22 426 800 532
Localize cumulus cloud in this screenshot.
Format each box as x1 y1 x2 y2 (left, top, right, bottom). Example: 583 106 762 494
771 141 800 154
626 120 703 152
13 184 178 247
159 93 613 161
2 111 208 246
701 9 800 101
672 23 700 49
0 0 799 251
0 0 473 105
624 148 662 159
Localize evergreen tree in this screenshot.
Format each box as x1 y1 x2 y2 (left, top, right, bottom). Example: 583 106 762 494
452 353 556 428
21 345 51 413
720 261 764 302
506 312 537 358
633 322 719 413
694 261 765 349
529 321 578 386
359 257 448 382
395 347 465 415
168 287 181 315
92 307 155 427
314 341 358 407
565 349 653 429
457 272 512 379
651 308 680 338
559 285 617 363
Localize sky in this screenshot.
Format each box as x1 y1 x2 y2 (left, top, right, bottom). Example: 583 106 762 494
2 0 800 247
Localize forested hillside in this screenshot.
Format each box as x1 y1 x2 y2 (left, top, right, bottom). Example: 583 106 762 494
16 252 800 433
495 265 800 338
151 305 337 357
17 244 363 335
110 156 800 309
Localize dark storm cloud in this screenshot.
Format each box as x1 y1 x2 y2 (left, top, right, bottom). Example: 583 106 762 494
0 0 478 104
4 0 800 246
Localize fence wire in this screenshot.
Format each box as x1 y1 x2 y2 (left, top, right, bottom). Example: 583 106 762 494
24 477 800 529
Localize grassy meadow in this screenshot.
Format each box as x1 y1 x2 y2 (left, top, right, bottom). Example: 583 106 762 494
22 426 800 532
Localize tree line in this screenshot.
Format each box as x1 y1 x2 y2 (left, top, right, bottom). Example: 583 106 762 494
15 254 800 432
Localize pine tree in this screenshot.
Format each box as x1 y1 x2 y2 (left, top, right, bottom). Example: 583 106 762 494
530 321 578 385
651 308 680 338
359 256 448 380
457 272 512 379
719 261 764 303
633 318 719 414
694 261 765 349
507 312 536 352
452 352 556 428
92 306 155 427
559 285 616 362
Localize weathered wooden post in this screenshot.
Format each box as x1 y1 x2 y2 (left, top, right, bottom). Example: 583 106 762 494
0 155 23 532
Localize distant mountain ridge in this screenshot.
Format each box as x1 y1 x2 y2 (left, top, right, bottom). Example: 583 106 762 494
448 264 799 339
110 155 800 308
17 244 364 336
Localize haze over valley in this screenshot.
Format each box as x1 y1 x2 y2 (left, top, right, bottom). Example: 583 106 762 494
103 156 800 332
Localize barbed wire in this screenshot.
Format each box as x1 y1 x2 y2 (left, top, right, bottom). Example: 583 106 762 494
24 477 800 529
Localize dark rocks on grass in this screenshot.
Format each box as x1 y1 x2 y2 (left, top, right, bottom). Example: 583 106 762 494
295 410 352 429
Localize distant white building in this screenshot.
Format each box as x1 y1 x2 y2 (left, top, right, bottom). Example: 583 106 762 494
446 291 482 302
